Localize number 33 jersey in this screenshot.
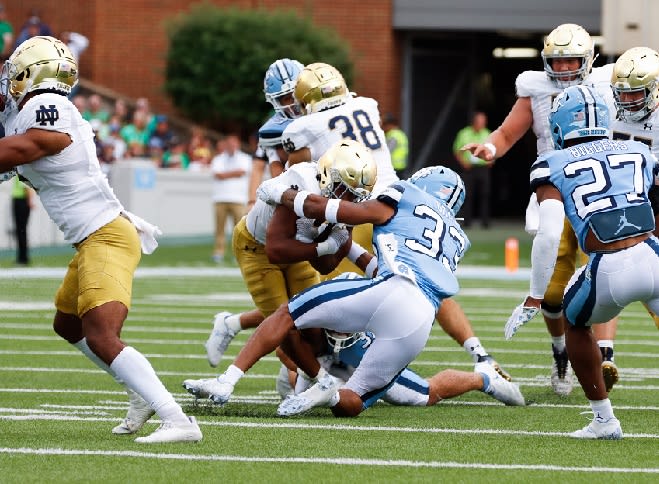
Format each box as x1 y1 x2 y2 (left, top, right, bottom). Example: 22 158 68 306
281 95 399 194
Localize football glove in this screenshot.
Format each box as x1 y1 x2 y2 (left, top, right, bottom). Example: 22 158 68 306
316 224 349 257
504 300 540 340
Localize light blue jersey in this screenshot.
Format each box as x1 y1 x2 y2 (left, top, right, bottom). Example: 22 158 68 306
373 181 470 310
258 112 293 148
530 139 657 250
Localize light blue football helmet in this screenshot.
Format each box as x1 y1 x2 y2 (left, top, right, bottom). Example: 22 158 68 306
263 58 304 118
408 165 466 216
549 85 610 149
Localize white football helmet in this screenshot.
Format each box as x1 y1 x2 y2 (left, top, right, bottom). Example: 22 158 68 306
541 24 594 88
611 46 659 122
317 139 377 202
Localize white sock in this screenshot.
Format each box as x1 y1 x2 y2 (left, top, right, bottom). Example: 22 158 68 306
552 335 566 352
597 339 614 349
73 338 114 376
224 364 245 385
226 314 243 333
463 337 487 362
110 346 187 424
589 398 615 421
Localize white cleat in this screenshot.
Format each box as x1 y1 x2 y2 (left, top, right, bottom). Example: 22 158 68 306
112 388 155 435
570 416 623 440
134 416 202 443
207 374 235 405
182 377 221 399
551 345 574 396
276 363 294 400
277 372 342 417
476 362 525 406
205 311 237 367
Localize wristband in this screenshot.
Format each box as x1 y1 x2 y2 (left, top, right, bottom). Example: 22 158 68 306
324 198 341 223
293 191 310 217
316 240 334 257
364 257 378 278
347 241 368 263
483 142 497 159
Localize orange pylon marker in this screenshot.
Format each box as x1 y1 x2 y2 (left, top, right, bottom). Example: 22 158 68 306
505 237 519 273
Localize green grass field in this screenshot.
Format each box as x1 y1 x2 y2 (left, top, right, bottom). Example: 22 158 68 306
0 229 657 483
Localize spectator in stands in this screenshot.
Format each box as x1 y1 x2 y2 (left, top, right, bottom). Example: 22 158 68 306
113 98 131 125
148 115 174 159
120 110 150 158
161 136 190 169
72 94 87 115
210 133 251 263
83 94 111 124
14 14 51 48
188 127 213 168
11 176 33 266
102 120 127 163
60 31 88 64
0 4 14 61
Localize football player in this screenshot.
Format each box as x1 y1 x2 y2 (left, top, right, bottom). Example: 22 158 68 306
462 23 618 396
248 58 304 206
0 36 201 443
184 140 375 399
278 325 525 415
282 61 511 380
514 85 659 439
198 165 525 416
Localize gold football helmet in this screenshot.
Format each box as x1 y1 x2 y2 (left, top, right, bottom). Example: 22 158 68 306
294 62 349 114
0 36 78 108
611 46 659 122
541 23 594 87
317 139 377 201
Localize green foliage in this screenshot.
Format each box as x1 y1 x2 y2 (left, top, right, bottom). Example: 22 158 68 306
164 5 354 133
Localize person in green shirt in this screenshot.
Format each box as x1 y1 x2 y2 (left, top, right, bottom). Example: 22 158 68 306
0 5 14 61
382 113 409 178
452 111 492 228
11 176 33 265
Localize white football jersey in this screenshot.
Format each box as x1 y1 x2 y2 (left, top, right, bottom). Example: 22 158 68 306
610 108 659 158
281 96 399 194
246 161 321 244
7 93 123 243
516 64 614 155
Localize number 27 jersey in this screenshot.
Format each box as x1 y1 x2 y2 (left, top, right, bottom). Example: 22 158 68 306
281 95 398 194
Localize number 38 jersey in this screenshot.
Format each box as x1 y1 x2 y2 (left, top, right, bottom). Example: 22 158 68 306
530 139 657 250
281 95 399 194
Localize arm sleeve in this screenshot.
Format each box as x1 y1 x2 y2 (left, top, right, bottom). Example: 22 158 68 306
530 198 565 298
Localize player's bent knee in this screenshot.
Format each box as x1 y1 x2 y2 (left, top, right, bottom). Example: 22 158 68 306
330 389 363 417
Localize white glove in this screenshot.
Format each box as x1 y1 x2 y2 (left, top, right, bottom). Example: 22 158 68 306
316 224 349 257
257 179 291 205
295 218 320 243
0 169 17 183
504 300 540 340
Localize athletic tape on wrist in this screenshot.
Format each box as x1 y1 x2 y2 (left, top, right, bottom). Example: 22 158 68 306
347 241 367 263
293 191 310 218
483 142 497 159
324 198 341 223
364 257 378 278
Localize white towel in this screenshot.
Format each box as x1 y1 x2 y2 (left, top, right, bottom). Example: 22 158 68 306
122 210 162 255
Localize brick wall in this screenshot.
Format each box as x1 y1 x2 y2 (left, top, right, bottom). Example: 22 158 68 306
5 0 399 121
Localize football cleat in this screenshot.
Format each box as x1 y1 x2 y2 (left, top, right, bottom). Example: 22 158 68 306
134 416 202 444
207 374 235 405
551 345 574 396
112 388 155 435
476 362 525 406
277 372 342 416
276 363 294 399
477 354 512 382
600 347 618 393
570 416 623 440
504 302 540 340
204 311 237 367
183 377 222 400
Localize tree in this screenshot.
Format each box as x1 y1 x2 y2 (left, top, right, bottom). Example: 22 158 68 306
164 5 354 134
